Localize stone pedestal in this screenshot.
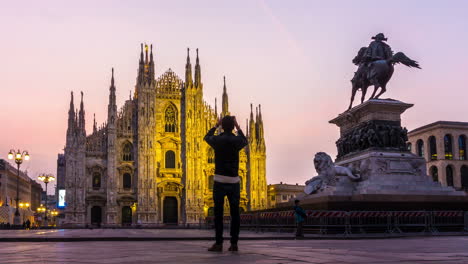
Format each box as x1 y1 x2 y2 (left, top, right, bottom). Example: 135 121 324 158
300 99 468 210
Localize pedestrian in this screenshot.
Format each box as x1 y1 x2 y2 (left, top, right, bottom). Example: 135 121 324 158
294 200 306 238
204 115 248 252
26 219 31 230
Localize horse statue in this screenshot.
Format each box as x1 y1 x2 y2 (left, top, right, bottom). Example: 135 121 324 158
348 45 421 110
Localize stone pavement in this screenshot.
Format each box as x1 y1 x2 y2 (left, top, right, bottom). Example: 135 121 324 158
1 228 467 242
1 237 468 263
0 229 295 241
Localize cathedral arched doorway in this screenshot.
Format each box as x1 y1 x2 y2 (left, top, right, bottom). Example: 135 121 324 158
121 206 132 226
91 206 102 226
163 197 178 224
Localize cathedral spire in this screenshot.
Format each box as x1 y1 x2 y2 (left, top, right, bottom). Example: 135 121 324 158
249 103 256 143
67 91 76 138
108 68 117 127
258 104 264 141
214 97 218 117
136 43 144 93
93 113 97 133
149 44 155 81
79 91 86 135
221 76 229 116
145 43 149 63
140 43 144 63
194 48 201 88
150 44 154 62
185 48 193 87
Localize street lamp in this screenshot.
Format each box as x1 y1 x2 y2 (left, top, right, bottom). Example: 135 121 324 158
19 202 30 224
51 209 59 226
38 174 55 227
7 149 30 226
37 204 46 226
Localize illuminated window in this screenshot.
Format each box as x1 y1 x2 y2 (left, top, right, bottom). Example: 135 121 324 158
122 142 133 161
165 150 176 168
430 166 438 182
123 173 131 189
429 136 437 160
416 139 424 157
444 134 453 160
164 105 178 132
92 172 101 189
459 135 466 160
446 166 454 187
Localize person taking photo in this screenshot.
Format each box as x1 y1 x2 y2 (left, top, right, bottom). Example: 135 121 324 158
204 115 248 252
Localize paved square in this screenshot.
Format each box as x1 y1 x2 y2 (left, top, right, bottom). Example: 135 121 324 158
1 236 468 263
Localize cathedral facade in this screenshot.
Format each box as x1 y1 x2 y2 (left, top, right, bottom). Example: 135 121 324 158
60 44 267 227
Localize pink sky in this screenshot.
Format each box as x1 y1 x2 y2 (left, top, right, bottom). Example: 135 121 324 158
1 0 468 192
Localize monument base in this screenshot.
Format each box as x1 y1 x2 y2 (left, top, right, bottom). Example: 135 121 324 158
299 194 468 211
298 99 468 211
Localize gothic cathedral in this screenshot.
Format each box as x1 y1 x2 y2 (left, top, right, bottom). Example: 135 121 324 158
60 44 267 227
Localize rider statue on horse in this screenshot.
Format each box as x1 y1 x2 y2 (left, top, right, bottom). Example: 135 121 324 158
348 33 420 110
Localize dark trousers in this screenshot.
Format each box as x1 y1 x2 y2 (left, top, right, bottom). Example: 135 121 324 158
213 181 240 245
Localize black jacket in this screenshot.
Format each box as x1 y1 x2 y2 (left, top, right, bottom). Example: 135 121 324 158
204 127 248 177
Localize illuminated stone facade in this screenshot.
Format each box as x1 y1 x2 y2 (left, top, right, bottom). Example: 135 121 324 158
60 44 267 227
267 183 305 209
407 121 468 190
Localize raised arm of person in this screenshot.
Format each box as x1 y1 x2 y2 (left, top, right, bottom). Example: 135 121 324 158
233 116 248 150
204 118 222 148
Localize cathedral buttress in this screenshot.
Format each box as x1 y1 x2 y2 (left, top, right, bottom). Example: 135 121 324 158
136 44 158 225
106 68 118 225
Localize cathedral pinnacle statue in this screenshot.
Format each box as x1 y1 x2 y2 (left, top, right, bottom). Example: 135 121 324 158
348 33 421 110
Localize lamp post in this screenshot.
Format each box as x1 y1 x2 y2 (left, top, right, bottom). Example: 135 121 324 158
38 174 55 227
7 149 30 226
18 202 30 224
51 209 59 226
37 204 46 226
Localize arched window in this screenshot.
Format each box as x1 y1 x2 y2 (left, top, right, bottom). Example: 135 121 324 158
164 105 178 132
208 175 214 190
459 135 466 160
165 150 176 168
406 142 412 152
429 136 437 160
461 166 468 190
92 172 101 189
446 165 454 187
123 173 131 189
444 134 453 160
416 139 424 157
122 142 133 161
430 166 438 182
207 148 214 163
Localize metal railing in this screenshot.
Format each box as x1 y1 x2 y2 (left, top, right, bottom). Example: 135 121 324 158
206 210 468 235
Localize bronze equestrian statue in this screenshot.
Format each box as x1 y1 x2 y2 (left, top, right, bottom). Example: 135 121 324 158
348 33 421 110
